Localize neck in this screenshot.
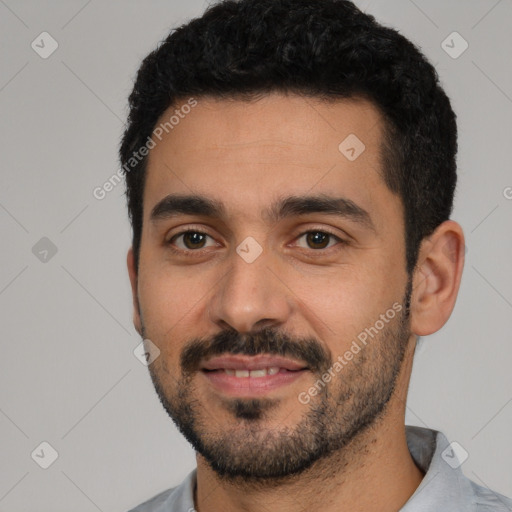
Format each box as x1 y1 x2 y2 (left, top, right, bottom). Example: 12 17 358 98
194 340 424 512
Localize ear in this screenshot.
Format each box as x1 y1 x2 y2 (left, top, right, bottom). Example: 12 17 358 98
127 247 142 336
410 220 465 336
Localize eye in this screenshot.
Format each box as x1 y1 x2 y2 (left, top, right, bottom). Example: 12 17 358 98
168 230 217 251
294 230 345 250
166 228 346 255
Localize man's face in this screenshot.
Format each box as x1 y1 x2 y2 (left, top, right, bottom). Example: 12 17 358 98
130 94 413 480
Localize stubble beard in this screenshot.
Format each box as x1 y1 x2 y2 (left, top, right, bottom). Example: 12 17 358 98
145 291 412 483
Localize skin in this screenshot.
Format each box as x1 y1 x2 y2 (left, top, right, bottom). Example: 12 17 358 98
127 93 465 512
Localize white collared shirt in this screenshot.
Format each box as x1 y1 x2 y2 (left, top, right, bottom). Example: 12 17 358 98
128 425 512 511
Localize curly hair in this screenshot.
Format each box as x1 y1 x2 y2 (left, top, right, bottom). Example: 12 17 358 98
119 0 457 274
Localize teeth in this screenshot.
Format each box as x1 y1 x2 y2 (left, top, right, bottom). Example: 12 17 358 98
223 367 281 378
249 369 267 378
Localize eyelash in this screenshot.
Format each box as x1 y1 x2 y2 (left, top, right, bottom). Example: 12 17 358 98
165 226 347 257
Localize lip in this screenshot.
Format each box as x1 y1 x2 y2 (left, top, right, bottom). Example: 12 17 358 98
201 368 308 397
201 354 308 371
200 354 309 397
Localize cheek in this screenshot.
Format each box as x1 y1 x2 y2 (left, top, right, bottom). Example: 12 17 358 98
297 263 404 348
136 264 215 358
137 269 185 346
313 283 376 344
138 257 199 317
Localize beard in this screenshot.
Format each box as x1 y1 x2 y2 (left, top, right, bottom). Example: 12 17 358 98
144 282 412 483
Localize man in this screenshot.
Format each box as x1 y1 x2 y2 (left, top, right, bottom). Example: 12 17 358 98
120 0 512 510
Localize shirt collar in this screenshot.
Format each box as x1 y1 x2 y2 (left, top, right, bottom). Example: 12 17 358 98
153 426 477 511
401 425 476 511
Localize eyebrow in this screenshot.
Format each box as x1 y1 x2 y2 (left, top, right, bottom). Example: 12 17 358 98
150 193 375 231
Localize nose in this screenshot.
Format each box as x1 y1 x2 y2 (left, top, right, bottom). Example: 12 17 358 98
207 245 293 333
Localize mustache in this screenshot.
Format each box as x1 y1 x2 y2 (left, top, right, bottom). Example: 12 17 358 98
180 326 332 375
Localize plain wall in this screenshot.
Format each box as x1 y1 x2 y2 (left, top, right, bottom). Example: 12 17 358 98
0 0 511 510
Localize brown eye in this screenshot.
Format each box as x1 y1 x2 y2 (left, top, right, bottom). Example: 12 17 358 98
169 231 214 250
306 232 330 249
295 231 342 250
182 232 207 249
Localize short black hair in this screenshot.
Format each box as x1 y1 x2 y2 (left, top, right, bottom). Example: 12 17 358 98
120 0 457 275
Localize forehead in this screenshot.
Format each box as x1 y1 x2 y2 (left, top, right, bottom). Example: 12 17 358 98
148 93 383 162
143 93 397 226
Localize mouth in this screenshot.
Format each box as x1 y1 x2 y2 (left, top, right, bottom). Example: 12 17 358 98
200 354 309 397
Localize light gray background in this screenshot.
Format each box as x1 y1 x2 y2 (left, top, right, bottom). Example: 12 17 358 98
0 0 511 510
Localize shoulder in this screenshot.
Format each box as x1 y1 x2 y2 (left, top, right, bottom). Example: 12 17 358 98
469 480 512 512
127 487 176 512
126 469 197 512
